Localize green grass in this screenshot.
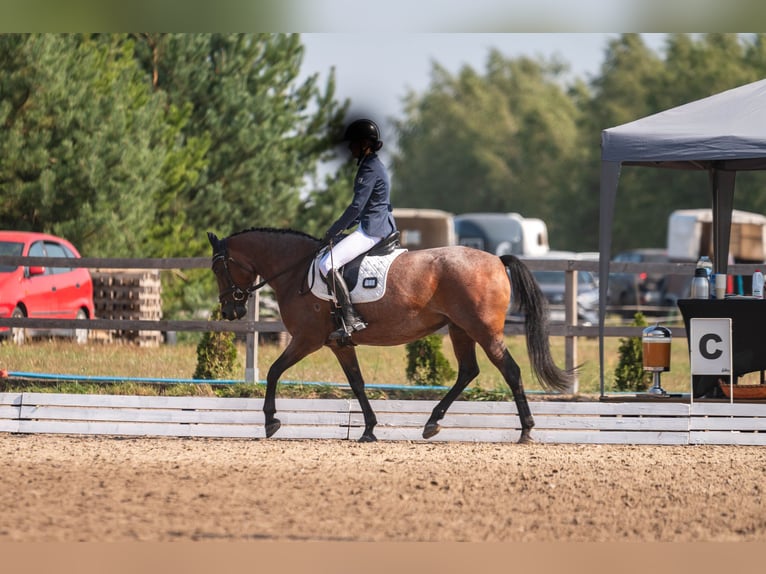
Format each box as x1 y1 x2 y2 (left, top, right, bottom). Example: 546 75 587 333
0 333 715 399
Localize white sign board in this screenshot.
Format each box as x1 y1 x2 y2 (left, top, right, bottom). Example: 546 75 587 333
690 318 732 375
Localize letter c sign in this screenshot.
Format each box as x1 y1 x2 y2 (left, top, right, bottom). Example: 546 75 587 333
690 318 732 376
699 333 723 360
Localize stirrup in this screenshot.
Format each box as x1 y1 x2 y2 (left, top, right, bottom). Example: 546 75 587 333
329 318 367 340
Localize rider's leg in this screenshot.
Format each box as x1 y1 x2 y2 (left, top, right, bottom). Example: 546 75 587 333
319 229 380 338
326 269 367 338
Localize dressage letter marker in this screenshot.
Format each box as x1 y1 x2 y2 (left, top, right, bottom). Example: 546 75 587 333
690 318 732 375
689 318 733 403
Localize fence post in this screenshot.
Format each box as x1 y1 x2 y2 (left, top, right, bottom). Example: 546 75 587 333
564 268 579 393
245 291 259 383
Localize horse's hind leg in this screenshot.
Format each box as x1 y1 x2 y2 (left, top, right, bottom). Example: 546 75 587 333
485 341 535 443
331 345 378 442
423 326 480 439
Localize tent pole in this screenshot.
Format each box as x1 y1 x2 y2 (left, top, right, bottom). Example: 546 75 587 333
710 168 736 275
598 160 622 397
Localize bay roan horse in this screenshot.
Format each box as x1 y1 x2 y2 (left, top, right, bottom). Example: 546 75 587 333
208 228 573 443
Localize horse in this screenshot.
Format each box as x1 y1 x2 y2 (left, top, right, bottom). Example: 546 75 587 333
207 228 573 443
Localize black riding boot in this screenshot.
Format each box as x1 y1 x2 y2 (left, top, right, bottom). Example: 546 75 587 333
325 269 367 340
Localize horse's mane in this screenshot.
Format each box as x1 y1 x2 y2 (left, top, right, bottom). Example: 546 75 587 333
229 227 320 242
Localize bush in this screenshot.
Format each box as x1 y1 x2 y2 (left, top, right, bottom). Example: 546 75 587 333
193 305 238 380
405 334 456 386
614 312 651 392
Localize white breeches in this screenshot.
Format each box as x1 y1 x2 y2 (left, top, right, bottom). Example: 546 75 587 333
319 228 381 277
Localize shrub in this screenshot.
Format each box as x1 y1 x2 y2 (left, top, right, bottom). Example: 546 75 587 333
405 334 456 386
614 312 651 392
193 306 238 380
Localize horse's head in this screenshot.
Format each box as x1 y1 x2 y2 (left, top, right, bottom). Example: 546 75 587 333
208 231 256 320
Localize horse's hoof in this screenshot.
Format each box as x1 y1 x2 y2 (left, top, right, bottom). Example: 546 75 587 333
358 433 377 443
422 422 441 439
517 431 535 444
265 419 281 438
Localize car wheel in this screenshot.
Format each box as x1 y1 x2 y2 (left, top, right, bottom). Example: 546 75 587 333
10 306 26 345
73 309 89 344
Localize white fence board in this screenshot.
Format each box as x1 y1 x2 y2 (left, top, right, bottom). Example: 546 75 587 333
530 401 689 416
0 405 21 420
16 420 260 438
533 415 689 432
2 394 766 444
0 392 23 407
18 405 349 427
15 420 350 440
690 431 766 446
690 402 766 416
352 412 690 432
369 426 524 443
19 405 262 425
533 430 690 445
0 420 19 433
353 399 691 416
689 417 766 431
18 393 349 413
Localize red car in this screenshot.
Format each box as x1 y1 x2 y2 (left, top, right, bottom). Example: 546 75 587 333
0 231 94 344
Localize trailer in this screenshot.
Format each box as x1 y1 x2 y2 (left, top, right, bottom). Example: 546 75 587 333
667 208 766 263
453 212 550 257
392 208 456 250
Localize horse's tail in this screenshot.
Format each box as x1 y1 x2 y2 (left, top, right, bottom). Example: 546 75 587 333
500 254 575 393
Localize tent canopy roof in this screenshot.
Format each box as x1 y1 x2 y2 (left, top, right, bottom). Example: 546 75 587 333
602 78 766 167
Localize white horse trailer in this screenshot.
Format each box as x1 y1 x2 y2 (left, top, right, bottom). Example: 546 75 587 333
454 212 550 257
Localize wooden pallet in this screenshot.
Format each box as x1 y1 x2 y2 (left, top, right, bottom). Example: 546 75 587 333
91 270 163 346
2 393 765 445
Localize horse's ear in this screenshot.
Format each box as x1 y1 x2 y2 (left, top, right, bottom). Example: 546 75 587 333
207 232 219 247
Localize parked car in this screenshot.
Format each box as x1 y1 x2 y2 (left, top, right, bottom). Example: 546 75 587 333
508 252 600 325
608 248 671 317
531 268 600 325
0 231 94 344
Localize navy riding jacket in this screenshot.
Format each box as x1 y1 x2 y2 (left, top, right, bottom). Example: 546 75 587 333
325 153 397 239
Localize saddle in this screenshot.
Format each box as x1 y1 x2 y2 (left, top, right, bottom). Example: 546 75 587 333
309 231 406 303
340 231 401 291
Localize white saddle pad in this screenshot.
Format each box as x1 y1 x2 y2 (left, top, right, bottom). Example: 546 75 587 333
307 248 407 304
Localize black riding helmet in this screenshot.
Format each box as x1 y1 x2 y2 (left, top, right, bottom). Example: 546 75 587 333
343 118 383 151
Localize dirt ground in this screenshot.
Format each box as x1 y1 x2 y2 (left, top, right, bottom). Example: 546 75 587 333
1 434 765 543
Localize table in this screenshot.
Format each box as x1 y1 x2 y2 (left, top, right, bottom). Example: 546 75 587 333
677 298 766 397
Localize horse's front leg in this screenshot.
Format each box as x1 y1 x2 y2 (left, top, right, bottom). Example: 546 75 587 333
263 362 281 438
331 345 377 442
263 338 317 438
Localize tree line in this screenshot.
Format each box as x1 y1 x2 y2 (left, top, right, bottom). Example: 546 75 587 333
3 33 766 317
392 33 766 252
0 34 353 316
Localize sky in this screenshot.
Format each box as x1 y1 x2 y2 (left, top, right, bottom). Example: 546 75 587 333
299 33 668 146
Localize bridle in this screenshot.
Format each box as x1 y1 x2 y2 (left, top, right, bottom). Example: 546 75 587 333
211 237 328 305
211 244 262 304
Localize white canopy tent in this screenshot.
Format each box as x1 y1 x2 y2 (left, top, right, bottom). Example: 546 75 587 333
598 79 766 394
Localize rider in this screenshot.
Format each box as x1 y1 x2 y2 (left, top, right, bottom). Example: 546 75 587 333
319 118 397 340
